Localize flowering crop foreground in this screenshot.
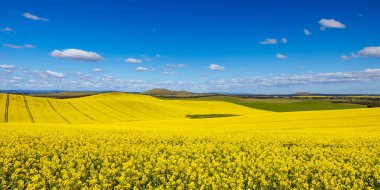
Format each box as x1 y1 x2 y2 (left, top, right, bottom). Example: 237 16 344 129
0 93 380 189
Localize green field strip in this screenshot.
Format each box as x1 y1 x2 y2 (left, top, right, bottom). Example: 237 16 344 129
66 101 100 123
47 99 71 124
23 96 35 123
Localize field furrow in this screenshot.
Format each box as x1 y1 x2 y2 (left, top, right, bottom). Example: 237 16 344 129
83 101 132 122
7 95 31 123
47 99 71 124
66 101 100 123
0 94 6 123
4 94 9 123
78 102 123 122
47 99 95 124
23 96 35 123
109 99 161 120
98 101 138 119
71 101 122 122
25 96 67 123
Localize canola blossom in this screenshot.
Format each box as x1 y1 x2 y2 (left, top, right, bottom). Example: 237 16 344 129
0 93 380 189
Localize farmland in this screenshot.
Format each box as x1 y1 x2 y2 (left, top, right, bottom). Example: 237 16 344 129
1 92 380 189
160 95 366 112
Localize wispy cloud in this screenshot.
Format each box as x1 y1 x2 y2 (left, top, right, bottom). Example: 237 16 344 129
162 71 178 75
46 70 65 78
1 67 380 92
22 12 49 22
0 64 16 69
50 49 103 62
209 64 225 71
92 68 103 72
226 69 380 87
319 19 346 31
340 55 350 60
1 27 15 33
260 38 287 44
3 44 35 49
136 66 149 71
357 46 380 58
166 64 186 68
259 38 278 45
125 58 143 64
276 53 287 59
304 29 311 35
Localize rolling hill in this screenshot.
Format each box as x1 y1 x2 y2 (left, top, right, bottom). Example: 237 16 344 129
0 92 267 124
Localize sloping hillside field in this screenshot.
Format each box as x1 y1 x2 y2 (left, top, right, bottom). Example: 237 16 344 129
1 93 380 189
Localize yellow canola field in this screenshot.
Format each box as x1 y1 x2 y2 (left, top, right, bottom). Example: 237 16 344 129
0 93 269 124
0 93 380 189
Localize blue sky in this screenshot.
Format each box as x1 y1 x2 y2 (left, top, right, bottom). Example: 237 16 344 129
1 0 380 94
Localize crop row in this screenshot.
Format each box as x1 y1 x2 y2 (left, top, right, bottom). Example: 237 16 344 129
0 93 266 124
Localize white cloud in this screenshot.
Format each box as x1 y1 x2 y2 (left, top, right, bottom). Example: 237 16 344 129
259 38 278 45
22 12 49 22
281 38 288 44
92 68 103 72
276 53 287 59
46 70 64 78
340 55 350 60
50 49 103 62
2 66 380 92
227 68 380 87
3 44 35 49
0 64 16 69
1 27 14 32
351 53 360 58
209 64 225 71
166 64 186 68
304 29 311 35
162 71 178 75
357 46 380 58
125 58 142 64
136 66 149 71
319 19 346 30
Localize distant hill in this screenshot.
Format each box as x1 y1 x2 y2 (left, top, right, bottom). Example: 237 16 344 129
294 92 315 96
143 88 194 97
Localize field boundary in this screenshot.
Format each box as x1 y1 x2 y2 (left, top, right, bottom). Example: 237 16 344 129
23 96 35 123
47 100 71 124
